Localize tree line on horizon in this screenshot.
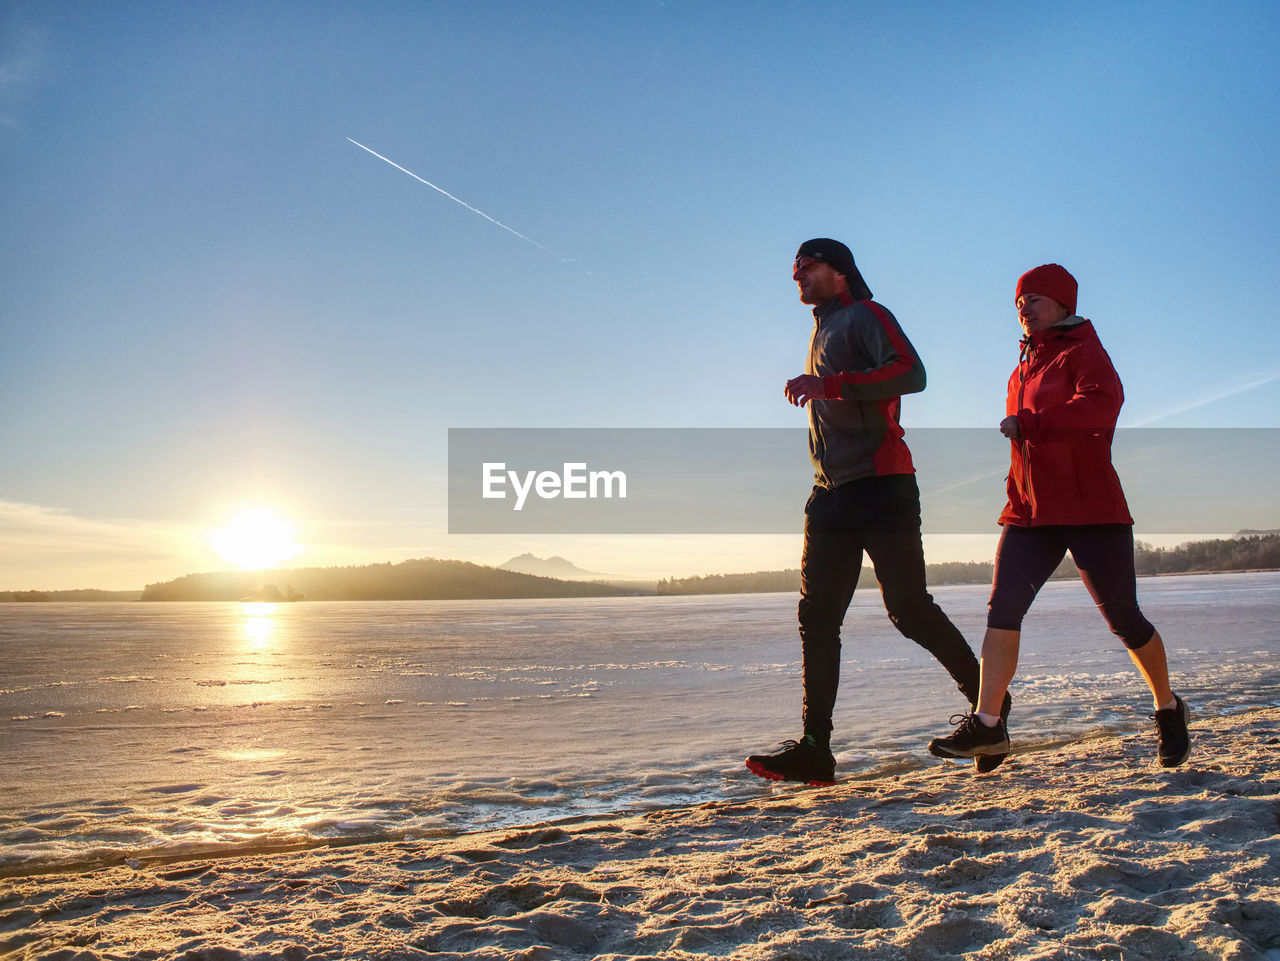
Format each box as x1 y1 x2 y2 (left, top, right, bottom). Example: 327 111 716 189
654 561 1012 595
0 588 142 602
1133 533 1280 576
656 533 1280 595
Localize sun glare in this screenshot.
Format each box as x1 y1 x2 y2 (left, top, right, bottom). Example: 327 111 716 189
210 507 304 571
243 609 276 647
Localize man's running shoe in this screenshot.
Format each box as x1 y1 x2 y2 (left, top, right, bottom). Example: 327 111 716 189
1153 694 1191 768
928 712 1010 759
974 693 1013 773
746 736 835 786
974 753 1007 773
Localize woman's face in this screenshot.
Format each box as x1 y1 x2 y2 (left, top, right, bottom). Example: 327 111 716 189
1016 293 1071 335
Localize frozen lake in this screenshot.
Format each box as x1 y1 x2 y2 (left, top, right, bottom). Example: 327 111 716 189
3 571 1278 877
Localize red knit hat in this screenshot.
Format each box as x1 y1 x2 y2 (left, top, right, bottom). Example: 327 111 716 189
1015 264 1078 314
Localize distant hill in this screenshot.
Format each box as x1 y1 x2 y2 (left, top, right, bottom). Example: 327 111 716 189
499 553 603 580
13 533 1278 602
1 589 143 602
140 557 641 602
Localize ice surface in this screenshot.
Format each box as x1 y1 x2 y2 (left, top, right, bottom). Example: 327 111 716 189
2 571 1277 876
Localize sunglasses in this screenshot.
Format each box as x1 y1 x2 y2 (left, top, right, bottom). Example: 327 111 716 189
794 255 832 274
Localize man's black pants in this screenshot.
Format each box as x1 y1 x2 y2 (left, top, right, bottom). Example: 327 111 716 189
798 474 981 739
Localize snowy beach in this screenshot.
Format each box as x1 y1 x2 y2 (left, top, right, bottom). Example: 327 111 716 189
3 572 1280 958
3 705 1278 959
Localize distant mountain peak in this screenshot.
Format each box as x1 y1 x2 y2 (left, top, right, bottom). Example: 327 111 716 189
499 554 601 579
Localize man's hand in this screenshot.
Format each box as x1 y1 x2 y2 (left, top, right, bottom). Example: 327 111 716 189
784 374 826 407
1000 415 1021 439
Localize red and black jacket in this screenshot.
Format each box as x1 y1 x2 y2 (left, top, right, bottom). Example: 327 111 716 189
805 292 926 489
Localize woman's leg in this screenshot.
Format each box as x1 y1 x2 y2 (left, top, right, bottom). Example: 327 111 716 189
978 627 1022 718
1067 525 1172 707
1069 526 1189 766
1127 629 1174 709
979 525 1067 715
929 526 1065 761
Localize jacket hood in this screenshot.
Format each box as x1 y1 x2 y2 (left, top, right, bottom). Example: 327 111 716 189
843 265 873 302
1024 316 1093 349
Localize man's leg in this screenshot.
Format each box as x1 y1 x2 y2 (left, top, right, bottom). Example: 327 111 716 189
861 476 981 704
796 511 864 743
746 488 859 784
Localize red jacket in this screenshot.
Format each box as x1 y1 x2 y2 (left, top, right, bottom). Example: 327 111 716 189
999 319 1134 527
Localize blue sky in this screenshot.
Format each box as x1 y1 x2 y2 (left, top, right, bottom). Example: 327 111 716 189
3 1 1278 589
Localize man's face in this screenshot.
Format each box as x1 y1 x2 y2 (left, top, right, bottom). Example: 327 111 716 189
793 256 847 305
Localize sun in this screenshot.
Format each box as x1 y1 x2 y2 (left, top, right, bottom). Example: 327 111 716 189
210 507 304 571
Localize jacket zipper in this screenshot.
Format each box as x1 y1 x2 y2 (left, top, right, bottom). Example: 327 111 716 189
1017 336 1032 505
812 312 829 486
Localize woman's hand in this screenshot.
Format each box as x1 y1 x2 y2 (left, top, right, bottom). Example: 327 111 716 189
1000 415 1021 440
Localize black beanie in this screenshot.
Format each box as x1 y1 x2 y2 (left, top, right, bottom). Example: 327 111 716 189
796 238 873 301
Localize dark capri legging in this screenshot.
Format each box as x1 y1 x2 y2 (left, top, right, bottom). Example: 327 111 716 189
987 523 1156 650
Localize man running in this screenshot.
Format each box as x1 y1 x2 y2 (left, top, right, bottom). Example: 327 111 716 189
746 238 1003 785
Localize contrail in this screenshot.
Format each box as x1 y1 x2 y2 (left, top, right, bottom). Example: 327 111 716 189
1127 366 1280 426
346 138 571 262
